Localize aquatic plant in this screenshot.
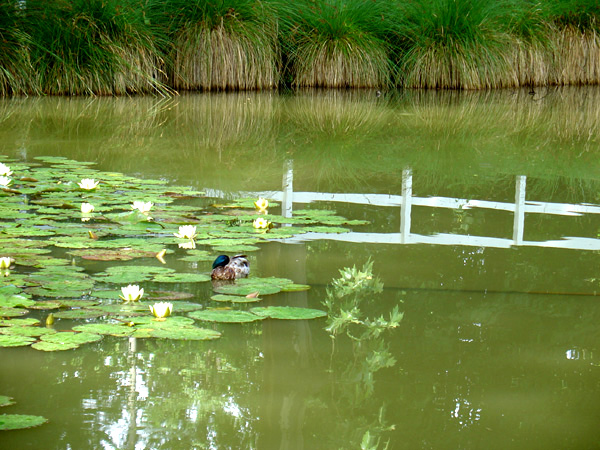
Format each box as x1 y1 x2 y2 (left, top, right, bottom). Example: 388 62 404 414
277 0 397 88
131 201 153 214
149 302 173 320
254 197 268 212
119 285 145 302
174 225 198 240
252 217 270 229
77 178 99 190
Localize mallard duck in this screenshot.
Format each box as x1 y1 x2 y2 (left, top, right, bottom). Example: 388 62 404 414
211 254 250 280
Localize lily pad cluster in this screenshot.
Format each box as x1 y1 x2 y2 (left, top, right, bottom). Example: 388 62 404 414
0 395 47 431
0 157 341 349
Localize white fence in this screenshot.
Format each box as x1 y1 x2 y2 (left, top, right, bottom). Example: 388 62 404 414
206 164 600 251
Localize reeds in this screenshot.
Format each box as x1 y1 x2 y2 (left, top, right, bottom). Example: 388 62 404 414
2 0 600 94
277 0 396 88
154 0 279 91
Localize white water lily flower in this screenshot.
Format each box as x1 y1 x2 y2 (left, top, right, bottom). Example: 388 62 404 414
0 176 11 187
178 240 196 249
174 225 197 239
0 257 12 269
119 284 144 302
81 202 95 213
78 178 99 190
0 163 12 177
253 217 270 229
132 201 153 214
254 197 269 212
149 302 173 320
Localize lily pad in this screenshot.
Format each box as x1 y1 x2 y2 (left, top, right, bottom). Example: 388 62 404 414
210 294 262 303
149 327 221 340
38 331 103 347
0 414 48 430
31 341 80 351
0 396 15 407
188 309 264 323
0 318 39 327
152 273 211 283
250 306 327 320
72 323 135 337
69 248 157 261
0 326 57 337
52 309 106 320
213 277 306 296
0 308 28 317
90 304 149 317
0 334 36 347
0 294 35 308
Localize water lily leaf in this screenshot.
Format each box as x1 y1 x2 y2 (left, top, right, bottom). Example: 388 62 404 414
213 277 302 296
90 304 148 317
281 283 311 292
188 309 264 323
0 414 48 430
32 341 80 351
177 250 214 262
210 294 262 303
214 283 280 296
0 326 56 337
129 316 196 327
0 334 35 347
40 331 102 346
52 309 106 320
72 323 135 337
0 307 29 317
28 301 66 310
93 265 173 283
59 300 100 308
250 306 327 320
0 294 35 308
152 273 211 283
68 248 157 261
0 396 15 407
0 318 39 327
147 291 194 301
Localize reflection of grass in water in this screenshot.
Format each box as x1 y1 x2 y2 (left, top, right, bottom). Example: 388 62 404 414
2 89 600 198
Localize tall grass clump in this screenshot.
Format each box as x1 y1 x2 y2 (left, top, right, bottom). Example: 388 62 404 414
276 0 398 88
396 0 519 89
0 1 35 95
540 0 600 85
22 0 169 96
150 0 279 91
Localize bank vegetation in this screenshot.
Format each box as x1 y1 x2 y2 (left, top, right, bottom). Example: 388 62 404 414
1 0 600 95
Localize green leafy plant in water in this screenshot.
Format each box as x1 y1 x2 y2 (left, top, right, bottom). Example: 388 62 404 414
321 260 401 449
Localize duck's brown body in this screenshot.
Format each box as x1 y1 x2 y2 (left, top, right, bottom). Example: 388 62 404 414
211 254 250 280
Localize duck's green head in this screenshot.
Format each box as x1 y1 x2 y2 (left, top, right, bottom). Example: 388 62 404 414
212 255 230 269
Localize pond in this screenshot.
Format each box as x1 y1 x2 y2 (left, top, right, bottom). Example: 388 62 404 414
1 87 600 449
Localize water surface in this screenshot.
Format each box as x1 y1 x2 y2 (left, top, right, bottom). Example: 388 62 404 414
1 88 600 449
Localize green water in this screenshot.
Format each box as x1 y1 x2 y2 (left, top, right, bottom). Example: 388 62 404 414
1 88 600 449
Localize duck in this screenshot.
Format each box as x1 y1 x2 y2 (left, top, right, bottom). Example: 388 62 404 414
211 254 250 280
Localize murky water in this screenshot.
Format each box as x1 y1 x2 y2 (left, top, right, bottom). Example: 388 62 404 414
1 88 600 449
